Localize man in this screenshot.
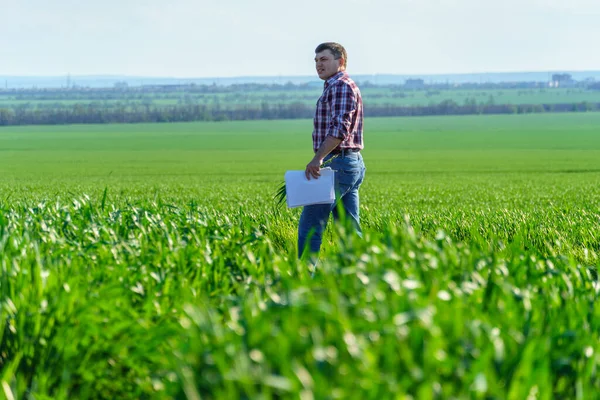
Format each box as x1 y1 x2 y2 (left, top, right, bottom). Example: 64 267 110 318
298 42 366 258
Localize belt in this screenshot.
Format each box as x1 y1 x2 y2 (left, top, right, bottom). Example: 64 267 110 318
329 148 360 155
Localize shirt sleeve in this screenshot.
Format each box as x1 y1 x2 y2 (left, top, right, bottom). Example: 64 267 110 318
326 82 357 141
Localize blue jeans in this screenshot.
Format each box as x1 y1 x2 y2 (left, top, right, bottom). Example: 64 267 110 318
298 151 366 257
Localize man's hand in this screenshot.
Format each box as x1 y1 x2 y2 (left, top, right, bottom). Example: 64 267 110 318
306 136 342 180
305 157 323 180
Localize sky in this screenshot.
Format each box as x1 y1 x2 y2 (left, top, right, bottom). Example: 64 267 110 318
1 0 598 78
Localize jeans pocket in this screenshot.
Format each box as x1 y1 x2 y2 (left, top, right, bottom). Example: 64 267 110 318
335 169 360 196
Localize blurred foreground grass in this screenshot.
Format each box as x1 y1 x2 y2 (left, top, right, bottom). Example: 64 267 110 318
1 197 598 398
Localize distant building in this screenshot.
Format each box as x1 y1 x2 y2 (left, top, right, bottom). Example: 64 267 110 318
404 78 425 89
550 73 576 88
114 81 129 89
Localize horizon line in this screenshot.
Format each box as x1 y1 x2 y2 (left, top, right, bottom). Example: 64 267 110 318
1 69 599 80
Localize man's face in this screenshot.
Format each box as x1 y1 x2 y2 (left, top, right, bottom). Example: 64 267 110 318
315 50 344 81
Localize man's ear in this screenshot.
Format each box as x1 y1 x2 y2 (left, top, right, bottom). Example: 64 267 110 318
338 57 345 70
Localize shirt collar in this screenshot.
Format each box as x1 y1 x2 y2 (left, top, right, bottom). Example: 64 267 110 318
324 70 347 89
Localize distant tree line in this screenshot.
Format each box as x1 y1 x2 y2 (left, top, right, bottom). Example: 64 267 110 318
588 82 600 91
1 75 598 97
1 101 599 126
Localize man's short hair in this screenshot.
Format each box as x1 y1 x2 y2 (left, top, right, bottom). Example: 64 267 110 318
315 42 347 68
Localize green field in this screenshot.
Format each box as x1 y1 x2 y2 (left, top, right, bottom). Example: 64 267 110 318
1 114 599 398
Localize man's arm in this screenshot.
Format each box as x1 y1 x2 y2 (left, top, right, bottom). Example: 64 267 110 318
305 83 357 180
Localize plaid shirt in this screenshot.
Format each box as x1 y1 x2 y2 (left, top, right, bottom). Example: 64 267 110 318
313 71 364 153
